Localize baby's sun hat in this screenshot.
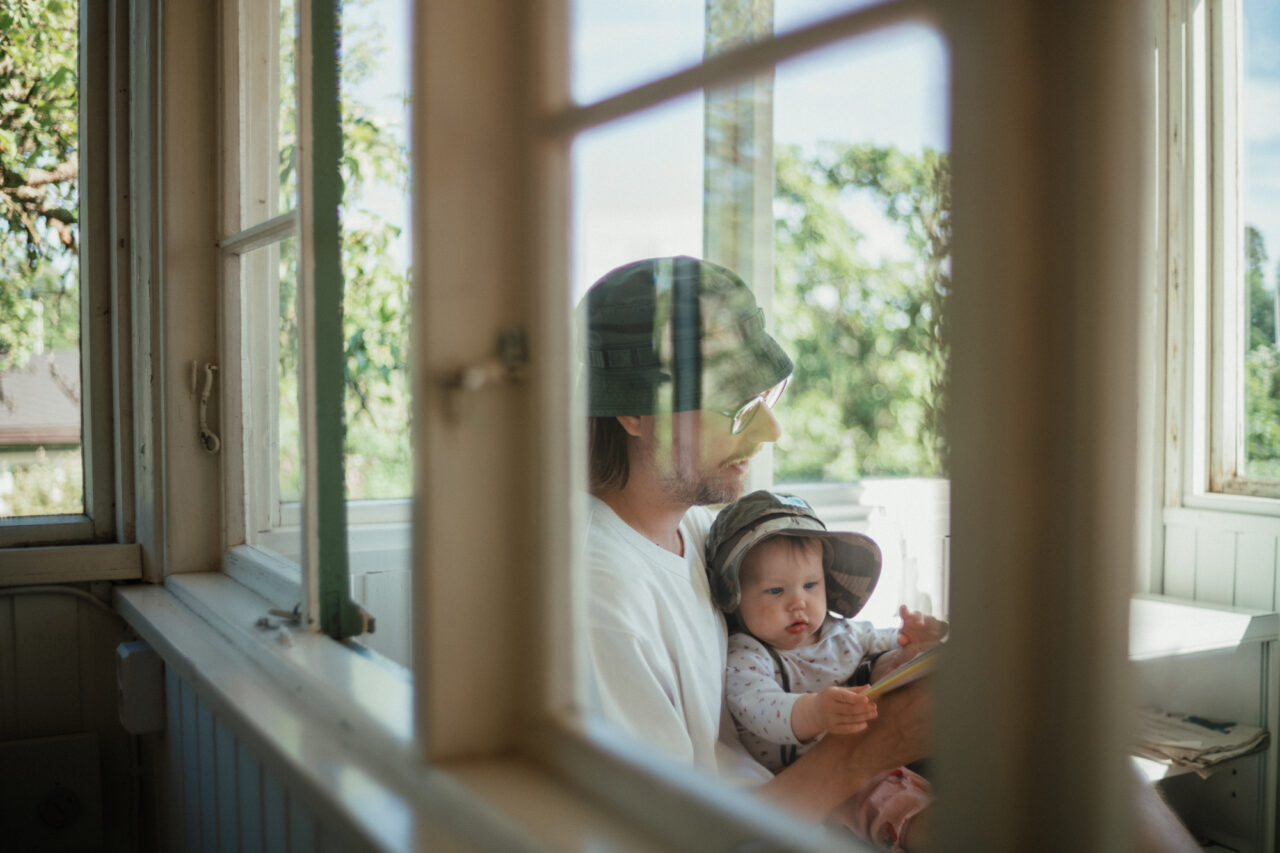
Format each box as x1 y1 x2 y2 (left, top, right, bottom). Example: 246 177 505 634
706 490 881 620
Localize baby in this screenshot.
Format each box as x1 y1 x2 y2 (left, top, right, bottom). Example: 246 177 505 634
706 490 947 852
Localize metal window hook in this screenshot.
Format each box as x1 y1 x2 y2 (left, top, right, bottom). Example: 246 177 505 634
438 328 529 422
190 361 221 454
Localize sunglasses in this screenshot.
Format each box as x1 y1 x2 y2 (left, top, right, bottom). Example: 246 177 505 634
719 376 790 435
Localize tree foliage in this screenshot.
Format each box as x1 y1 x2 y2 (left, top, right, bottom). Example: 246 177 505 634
1 0 79 373
274 0 412 500
772 142 951 481
1244 225 1280 476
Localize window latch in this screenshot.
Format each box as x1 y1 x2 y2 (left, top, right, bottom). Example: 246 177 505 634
438 328 529 421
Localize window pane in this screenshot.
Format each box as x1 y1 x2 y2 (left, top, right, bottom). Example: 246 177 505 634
1242 0 1280 478
770 27 951 624
0 0 83 518
572 19 951 788
279 0 297 215
571 0 890 106
238 0 297 225
338 0 412 666
242 236 302 565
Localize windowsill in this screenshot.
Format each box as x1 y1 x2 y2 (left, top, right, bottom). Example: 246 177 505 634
113 572 854 852
1176 492 1280 519
111 573 667 851
1130 593 1280 659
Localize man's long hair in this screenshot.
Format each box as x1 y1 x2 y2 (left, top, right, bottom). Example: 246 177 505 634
589 416 630 493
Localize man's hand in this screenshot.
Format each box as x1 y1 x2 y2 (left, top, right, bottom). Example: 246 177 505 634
763 680 932 819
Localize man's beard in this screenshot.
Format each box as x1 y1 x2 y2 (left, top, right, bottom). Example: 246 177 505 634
653 459 745 506
638 415 751 506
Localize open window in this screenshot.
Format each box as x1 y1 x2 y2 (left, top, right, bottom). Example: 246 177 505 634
0 0 120 551
218 0 410 657
1170 0 1280 507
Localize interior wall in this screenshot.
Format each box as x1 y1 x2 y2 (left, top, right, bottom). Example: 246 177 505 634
156 662 366 853
0 587 146 852
1162 509 1280 611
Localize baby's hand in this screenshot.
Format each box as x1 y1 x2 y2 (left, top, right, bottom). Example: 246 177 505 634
897 604 948 648
817 685 878 735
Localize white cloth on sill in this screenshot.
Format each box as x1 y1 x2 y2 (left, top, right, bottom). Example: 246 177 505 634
584 495 772 785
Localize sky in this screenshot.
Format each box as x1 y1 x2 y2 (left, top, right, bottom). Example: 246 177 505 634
569 3 950 296
337 1 948 296
1244 0 1280 284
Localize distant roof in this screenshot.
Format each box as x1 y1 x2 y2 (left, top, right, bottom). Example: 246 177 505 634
0 350 81 446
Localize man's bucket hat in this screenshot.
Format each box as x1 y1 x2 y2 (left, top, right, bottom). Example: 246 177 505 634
707 490 882 620
582 256 793 418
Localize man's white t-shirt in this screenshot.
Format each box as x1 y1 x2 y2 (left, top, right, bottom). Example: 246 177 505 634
584 496 772 784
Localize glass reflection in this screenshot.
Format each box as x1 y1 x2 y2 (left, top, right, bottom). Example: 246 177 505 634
572 19 950 846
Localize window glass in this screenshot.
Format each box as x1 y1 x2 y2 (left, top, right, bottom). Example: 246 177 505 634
571 0 888 106
244 235 303 564
771 25 950 624
572 95 706 297
0 0 83 517
571 14 951 771
238 0 297 226
275 0 294 219
1241 0 1280 479
338 0 412 666
278 0 298 216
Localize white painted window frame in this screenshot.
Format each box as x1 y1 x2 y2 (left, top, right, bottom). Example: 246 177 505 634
216 0 309 610
216 0 412 628
121 0 1152 847
0 0 124 553
413 0 1147 848
1168 0 1280 512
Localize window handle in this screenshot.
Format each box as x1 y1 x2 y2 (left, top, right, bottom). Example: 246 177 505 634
190 361 221 453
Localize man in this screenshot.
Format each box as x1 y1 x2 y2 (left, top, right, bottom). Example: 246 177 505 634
581 256 929 818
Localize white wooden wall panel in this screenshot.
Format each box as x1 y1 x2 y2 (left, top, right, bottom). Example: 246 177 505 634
14 596 82 736
0 591 142 851
161 664 368 853
180 679 202 852
0 599 16 735
1163 510 1280 611
235 742 265 853
289 804 317 853
1237 533 1278 611
1196 528 1237 604
1165 524 1198 599
199 699 219 852
166 663 185 853
217 719 240 853
263 774 289 852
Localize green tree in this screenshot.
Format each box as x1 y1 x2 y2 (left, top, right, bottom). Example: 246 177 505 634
1 0 79 373
1244 225 1280 476
773 142 951 482
275 0 412 500
1246 225 1274 350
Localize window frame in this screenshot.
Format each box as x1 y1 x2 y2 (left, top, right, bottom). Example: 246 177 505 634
120 0 1157 848
1168 0 1280 510
216 0 366 639
0 0 124 552
413 0 1149 848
